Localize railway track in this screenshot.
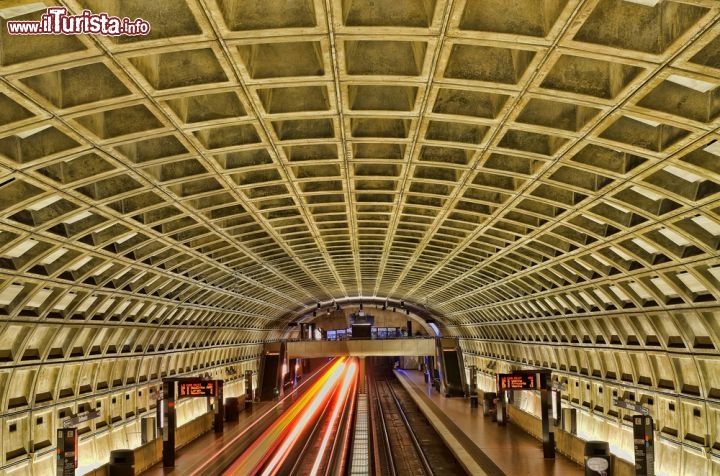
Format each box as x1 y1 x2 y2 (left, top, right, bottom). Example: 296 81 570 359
215 357 465 476
283 361 357 476
156 359 341 476
220 357 357 476
368 358 468 476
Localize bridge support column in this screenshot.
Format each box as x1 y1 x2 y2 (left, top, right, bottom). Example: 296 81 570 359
541 372 555 458
162 380 176 467
358 357 366 393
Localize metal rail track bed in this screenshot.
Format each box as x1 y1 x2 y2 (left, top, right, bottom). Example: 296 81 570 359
368 358 467 476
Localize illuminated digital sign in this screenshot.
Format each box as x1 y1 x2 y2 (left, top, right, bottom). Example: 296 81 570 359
178 380 218 398
498 372 538 391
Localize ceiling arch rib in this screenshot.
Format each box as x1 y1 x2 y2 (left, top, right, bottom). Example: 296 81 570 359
0 0 717 365
0 0 719 469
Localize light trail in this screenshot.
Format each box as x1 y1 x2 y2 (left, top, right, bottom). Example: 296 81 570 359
188 359 339 476
223 357 349 476
260 361 350 476
309 359 358 475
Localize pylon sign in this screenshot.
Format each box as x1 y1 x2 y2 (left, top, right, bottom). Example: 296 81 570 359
56 428 77 476
633 415 655 476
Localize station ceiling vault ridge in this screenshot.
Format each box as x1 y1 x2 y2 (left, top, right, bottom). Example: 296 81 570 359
0 0 718 395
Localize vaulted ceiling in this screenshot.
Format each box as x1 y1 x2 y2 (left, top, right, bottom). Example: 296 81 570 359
2 0 718 330
1 0 720 398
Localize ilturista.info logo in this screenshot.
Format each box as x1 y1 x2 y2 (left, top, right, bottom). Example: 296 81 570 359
6 7 150 36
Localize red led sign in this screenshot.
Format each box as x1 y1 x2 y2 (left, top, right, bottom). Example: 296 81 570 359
178 380 218 398
498 373 538 391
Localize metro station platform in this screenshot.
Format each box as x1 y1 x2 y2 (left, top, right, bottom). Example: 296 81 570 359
139 367 585 476
394 369 584 476
142 399 277 476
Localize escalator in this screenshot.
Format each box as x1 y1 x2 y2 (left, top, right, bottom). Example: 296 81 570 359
436 337 467 397
259 341 287 401
259 353 280 400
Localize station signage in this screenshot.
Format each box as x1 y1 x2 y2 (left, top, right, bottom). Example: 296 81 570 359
633 415 655 476
56 427 78 476
63 409 101 428
498 372 538 391
613 398 649 415
178 380 218 398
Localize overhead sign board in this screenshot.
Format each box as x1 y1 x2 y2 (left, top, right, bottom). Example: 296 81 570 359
613 398 649 415
498 372 538 391
63 409 101 428
178 380 218 398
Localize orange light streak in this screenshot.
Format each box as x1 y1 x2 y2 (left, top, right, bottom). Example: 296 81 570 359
309 359 358 475
223 357 347 476
260 362 349 476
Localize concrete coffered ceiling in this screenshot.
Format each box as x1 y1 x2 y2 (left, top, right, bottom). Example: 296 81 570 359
0 0 719 466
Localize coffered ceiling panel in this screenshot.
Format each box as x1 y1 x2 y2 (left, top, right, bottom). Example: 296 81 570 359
0 0 717 348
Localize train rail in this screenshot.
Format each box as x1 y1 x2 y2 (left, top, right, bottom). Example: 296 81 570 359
179 358 342 476
368 358 468 476
149 357 465 476
285 359 357 475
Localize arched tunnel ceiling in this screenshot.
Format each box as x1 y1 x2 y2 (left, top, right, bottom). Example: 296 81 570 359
0 0 719 339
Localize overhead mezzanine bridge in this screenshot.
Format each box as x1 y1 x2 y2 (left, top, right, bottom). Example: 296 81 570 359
286 336 436 358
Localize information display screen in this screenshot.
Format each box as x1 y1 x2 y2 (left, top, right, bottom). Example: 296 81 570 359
498 372 538 391
178 380 218 398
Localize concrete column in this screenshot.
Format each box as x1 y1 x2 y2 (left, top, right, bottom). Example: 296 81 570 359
162 380 176 467
299 323 306 340
358 357 366 394
540 372 555 458
310 323 316 340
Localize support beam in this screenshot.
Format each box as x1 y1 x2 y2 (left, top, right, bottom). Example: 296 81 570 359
358 357 366 393
541 372 555 459
162 380 176 467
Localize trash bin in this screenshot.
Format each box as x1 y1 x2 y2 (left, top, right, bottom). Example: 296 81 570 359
470 395 479 408
496 399 507 425
225 397 239 422
108 449 135 476
584 441 612 476
482 392 496 416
